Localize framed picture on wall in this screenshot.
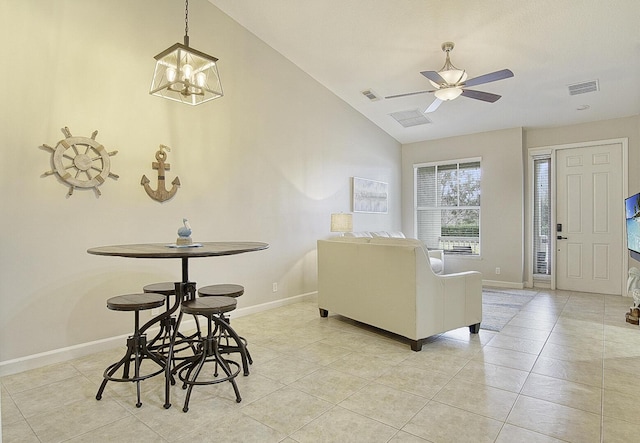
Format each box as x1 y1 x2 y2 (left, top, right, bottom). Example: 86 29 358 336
352 177 388 213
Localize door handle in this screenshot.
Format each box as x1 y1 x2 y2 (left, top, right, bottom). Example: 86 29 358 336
557 236 567 240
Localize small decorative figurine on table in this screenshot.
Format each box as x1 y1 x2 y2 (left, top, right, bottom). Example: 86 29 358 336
176 218 193 246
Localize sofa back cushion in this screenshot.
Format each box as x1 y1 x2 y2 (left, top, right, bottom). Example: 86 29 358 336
368 237 422 247
344 231 373 238
367 237 442 274
328 236 371 243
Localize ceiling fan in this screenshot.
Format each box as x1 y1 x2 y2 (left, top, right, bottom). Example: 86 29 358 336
385 42 514 113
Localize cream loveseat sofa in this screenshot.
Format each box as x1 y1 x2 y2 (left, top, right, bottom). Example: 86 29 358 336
317 235 482 351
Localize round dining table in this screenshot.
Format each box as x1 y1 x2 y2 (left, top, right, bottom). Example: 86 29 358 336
87 241 269 408
87 241 269 282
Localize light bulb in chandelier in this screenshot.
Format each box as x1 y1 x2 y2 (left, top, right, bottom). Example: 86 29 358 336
195 72 206 87
182 63 193 81
166 67 177 82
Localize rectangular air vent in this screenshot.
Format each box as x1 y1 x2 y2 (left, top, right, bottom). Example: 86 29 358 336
389 109 432 128
361 89 381 101
568 80 599 96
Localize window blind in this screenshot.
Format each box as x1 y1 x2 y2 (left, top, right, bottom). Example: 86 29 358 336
415 160 481 255
533 157 551 275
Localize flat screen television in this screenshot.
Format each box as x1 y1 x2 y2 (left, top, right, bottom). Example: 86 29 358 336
626 192 640 255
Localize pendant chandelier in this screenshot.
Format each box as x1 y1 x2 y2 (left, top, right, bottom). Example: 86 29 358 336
149 0 223 106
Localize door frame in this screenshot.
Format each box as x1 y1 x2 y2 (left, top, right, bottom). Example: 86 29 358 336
527 138 628 292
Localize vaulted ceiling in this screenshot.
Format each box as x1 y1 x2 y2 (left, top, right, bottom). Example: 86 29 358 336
209 0 640 144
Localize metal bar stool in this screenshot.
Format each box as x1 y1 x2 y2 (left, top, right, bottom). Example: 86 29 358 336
172 296 245 412
198 284 252 374
95 293 166 408
143 282 199 356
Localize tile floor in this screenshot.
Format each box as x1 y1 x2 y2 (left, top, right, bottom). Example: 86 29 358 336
2 289 640 442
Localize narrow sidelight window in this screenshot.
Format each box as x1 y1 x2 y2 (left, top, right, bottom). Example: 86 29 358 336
533 157 551 275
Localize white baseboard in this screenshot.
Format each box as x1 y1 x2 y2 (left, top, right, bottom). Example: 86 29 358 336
0 292 316 377
482 280 525 289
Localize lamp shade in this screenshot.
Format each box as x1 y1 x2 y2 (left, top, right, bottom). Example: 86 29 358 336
428 69 467 89
434 86 463 101
330 213 353 233
150 42 223 106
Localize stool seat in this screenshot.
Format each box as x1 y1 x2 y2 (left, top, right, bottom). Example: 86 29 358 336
107 293 165 312
198 284 244 298
143 282 176 296
181 296 237 316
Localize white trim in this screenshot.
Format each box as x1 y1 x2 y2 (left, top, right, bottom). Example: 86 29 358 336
526 153 552 288
413 159 482 256
413 156 482 169
0 292 317 377
482 280 525 289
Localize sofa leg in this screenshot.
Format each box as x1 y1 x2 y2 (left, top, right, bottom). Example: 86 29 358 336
410 339 424 352
469 323 481 334
319 308 328 318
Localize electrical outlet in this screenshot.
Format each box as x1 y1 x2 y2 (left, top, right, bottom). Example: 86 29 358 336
272 282 278 292
495 267 501 275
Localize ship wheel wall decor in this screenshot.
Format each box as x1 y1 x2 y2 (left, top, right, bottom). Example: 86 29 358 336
40 127 119 197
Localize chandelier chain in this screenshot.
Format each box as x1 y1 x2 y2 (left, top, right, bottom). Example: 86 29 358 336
184 0 189 38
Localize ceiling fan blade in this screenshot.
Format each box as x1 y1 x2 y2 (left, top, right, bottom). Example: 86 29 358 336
385 90 434 99
420 70 446 85
424 98 443 113
460 89 502 103
463 69 513 87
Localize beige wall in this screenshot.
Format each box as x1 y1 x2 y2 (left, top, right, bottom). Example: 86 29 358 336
401 128 525 286
0 0 401 363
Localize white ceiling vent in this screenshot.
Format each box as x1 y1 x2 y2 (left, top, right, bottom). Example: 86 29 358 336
568 80 599 96
389 109 432 128
361 89 381 101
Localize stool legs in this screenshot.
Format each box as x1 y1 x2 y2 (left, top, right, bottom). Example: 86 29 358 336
146 283 200 358
173 314 242 412
216 314 252 376
96 310 165 408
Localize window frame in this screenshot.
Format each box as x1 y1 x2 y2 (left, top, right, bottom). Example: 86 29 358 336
413 157 482 257
532 155 551 277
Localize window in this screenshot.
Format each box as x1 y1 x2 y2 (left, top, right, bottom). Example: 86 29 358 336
533 156 551 275
414 158 481 255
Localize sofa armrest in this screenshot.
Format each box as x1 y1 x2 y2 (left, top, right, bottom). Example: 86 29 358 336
427 249 444 274
438 270 483 328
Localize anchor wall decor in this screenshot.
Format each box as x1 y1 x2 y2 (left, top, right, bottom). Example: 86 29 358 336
141 145 180 202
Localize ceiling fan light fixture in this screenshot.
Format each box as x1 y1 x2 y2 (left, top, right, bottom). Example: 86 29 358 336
428 69 468 88
434 87 463 101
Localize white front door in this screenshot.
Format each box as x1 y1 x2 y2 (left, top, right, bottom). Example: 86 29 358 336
556 143 623 295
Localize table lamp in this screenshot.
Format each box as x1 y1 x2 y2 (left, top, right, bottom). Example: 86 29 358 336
331 213 353 236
